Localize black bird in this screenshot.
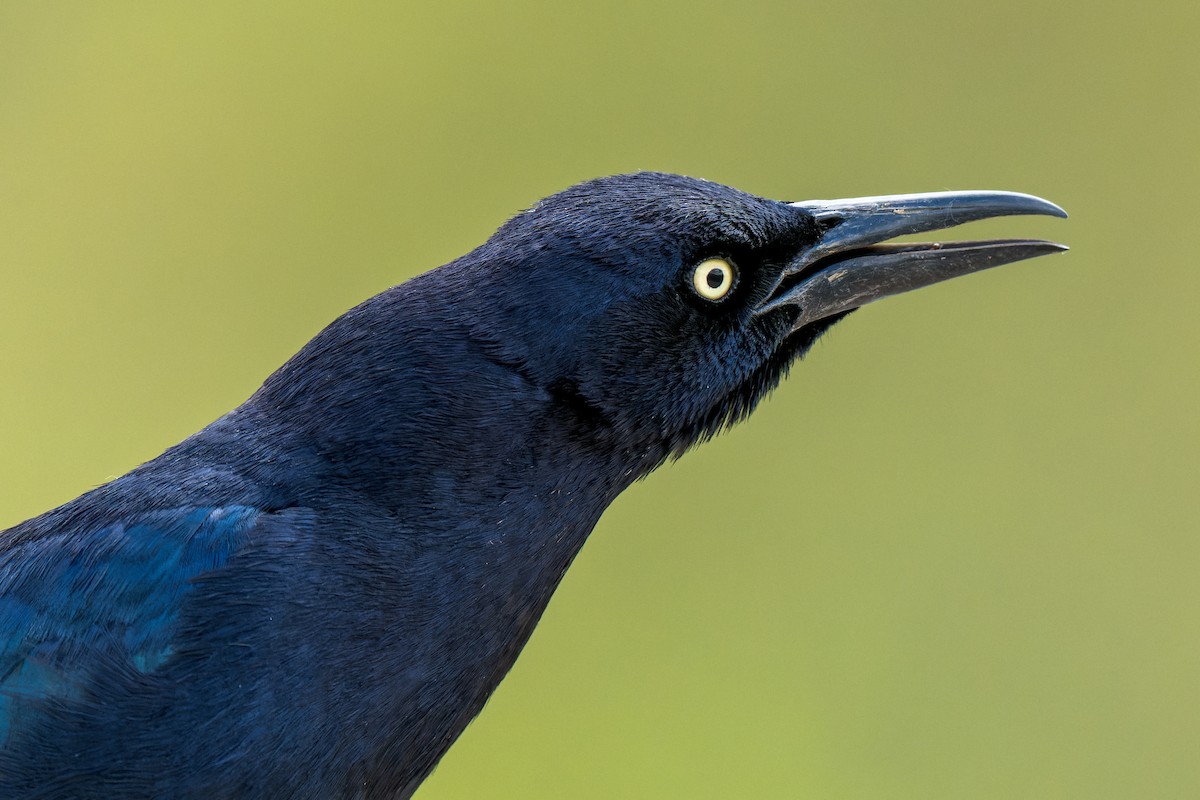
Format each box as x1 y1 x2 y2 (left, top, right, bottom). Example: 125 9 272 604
0 173 1066 798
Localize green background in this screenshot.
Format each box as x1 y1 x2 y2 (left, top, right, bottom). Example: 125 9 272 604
1 2 1196 797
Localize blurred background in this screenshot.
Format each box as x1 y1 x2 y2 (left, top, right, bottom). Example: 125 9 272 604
1 2 1196 797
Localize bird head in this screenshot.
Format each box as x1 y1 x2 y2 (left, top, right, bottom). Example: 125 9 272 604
445 172 1066 463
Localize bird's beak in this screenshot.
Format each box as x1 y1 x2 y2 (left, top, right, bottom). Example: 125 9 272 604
759 191 1068 329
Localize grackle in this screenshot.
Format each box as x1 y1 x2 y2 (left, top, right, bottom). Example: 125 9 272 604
0 173 1066 798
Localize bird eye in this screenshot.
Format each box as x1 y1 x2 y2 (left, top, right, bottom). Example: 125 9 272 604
691 258 737 302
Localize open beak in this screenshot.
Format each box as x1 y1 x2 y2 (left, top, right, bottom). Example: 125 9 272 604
758 191 1068 329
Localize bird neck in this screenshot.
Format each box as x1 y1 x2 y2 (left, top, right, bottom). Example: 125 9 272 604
248 282 656 528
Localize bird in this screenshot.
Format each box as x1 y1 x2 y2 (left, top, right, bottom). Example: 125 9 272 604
0 172 1066 798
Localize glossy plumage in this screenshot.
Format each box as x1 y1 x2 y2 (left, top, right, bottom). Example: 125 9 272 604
0 173 1065 798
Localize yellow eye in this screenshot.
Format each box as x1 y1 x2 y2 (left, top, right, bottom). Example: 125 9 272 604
691 258 736 301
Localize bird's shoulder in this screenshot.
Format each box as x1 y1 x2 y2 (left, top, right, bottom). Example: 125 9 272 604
0 485 275 740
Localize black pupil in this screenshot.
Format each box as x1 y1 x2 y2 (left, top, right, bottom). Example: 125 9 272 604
705 267 725 289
